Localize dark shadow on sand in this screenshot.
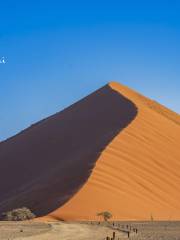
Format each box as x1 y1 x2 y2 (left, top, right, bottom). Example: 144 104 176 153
0 84 137 217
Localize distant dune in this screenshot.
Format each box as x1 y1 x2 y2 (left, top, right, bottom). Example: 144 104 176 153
0 82 180 221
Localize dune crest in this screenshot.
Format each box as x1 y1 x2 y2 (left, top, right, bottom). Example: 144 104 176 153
0 82 180 221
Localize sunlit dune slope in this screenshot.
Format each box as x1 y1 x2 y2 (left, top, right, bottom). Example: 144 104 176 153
49 82 180 221
0 82 180 221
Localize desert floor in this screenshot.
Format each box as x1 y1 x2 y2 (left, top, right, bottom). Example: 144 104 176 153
0 221 180 240
114 221 180 240
0 221 127 240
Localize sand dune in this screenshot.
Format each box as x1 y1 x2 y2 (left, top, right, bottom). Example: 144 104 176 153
0 84 137 217
0 82 180 220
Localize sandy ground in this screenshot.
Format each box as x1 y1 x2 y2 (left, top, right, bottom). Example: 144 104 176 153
123 221 180 240
0 221 51 239
0 221 127 240
1 221 180 240
84 221 180 240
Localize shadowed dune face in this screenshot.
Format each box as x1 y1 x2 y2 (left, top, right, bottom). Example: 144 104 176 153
0 85 137 217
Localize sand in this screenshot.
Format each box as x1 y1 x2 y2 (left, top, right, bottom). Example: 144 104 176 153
0 81 180 221
0 221 180 240
0 221 127 240
0 221 51 239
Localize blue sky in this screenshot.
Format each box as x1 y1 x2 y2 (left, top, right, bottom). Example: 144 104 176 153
0 0 180 140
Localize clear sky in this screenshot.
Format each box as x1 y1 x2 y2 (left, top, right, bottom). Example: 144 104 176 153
0 0 179 140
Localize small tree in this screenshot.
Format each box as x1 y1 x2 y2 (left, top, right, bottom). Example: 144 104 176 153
1 207 36 221
97 211 112 221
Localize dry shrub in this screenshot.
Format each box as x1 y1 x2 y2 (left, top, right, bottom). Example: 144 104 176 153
1 207 36 221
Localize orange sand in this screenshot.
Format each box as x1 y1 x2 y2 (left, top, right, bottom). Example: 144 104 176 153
49 82 180 221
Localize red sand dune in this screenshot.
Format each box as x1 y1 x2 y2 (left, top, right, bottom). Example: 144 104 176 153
0 82 180 220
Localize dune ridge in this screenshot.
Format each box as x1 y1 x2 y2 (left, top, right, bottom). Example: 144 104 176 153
110 82 180 126
0 82 180 221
